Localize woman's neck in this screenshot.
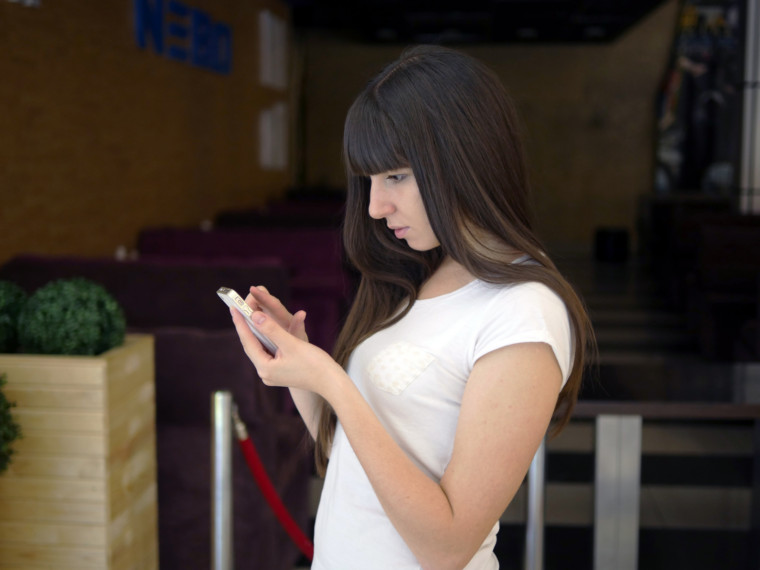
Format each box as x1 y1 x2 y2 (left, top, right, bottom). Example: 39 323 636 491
417 256 475 300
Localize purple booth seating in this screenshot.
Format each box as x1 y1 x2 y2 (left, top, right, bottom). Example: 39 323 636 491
136 226 357 353
0 254 312 570
0 254 291 331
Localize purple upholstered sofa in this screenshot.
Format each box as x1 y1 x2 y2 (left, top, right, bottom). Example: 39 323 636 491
136 226 357 353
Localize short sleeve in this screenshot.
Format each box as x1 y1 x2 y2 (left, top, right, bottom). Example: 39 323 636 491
472 282 573 387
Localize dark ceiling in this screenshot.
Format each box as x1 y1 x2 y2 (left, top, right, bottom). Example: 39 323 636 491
285 0 668 44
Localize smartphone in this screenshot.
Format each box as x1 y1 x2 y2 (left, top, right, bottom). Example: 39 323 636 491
217 287 278 355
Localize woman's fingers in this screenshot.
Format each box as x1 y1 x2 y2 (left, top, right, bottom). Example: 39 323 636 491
248 285 291 321
244 292 261 312
232 307 336 394
246 286 311 340
248 310 291 348
230 307 273 367
288 310 309 342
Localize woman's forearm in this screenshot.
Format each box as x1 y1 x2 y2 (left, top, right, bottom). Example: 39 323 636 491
288 387 321 440
321 373 478 569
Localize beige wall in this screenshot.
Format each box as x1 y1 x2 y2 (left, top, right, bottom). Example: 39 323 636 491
0 0 292 264
300 0 680 251
0 1 680 264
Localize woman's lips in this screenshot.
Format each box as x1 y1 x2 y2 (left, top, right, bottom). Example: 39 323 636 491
393 227 409 239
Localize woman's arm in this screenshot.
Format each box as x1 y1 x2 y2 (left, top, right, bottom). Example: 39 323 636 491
243 286 322 440
327 342 561 569
232 310 562 569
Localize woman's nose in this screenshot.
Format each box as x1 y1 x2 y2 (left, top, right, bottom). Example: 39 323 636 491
368 180 394 219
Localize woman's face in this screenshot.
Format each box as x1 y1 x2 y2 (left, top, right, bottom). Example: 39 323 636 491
367 169 440 251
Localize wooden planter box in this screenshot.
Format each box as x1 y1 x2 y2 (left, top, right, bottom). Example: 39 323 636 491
0 334 158 570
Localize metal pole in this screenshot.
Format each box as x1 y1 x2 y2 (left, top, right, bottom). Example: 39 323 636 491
212 391 234 570
524 438 546 570
594 415 642 570
740 0 760 213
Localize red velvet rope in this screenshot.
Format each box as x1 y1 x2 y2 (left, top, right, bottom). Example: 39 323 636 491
236 434 315 561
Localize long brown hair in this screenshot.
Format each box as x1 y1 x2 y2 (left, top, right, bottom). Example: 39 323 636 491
314 45 595 475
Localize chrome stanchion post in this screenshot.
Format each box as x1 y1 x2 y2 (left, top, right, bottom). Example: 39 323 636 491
740 0 760 213
524 438 546 570
594 414 642 570
212 391 234 570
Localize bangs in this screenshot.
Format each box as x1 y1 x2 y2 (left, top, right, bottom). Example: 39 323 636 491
343 92 409 176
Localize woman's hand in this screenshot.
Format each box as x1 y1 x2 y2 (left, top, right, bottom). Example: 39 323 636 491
245 285 308 342
230 296 346 398
233 285 334 440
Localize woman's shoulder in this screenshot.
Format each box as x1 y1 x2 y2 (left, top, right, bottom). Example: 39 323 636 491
472 280 569 326
477 278 561 302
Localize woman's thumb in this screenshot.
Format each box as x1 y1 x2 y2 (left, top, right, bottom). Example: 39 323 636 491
250 311 288 347
282 310 307 343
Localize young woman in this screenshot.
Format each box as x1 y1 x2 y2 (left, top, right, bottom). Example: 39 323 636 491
231 45 595 569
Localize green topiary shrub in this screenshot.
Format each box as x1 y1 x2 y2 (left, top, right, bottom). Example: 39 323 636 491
0 373 21 474
0 281 28 353
17 278 126 355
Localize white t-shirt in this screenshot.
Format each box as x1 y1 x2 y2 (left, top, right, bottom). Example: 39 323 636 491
312 279 573 569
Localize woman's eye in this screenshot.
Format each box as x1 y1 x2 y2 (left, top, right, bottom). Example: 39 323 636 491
387 174 406 183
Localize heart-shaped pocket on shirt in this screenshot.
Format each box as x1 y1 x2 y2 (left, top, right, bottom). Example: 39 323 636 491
366 342 436 395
